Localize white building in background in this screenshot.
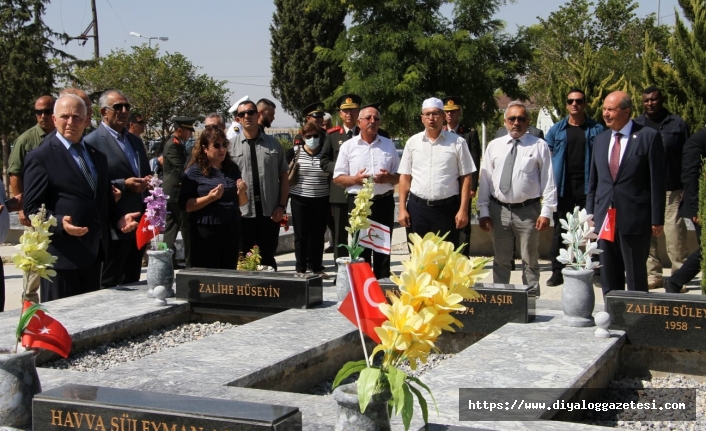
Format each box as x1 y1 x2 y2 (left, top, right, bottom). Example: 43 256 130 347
536 107 556 135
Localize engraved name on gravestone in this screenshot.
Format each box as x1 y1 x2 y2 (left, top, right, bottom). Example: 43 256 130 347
176 268 322 309
606 291 706 351
378 280 535 334
33 384 302 431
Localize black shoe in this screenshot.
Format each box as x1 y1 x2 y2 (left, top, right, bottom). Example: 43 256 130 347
324 245 334 253
664 278 683 294
546 273 564 286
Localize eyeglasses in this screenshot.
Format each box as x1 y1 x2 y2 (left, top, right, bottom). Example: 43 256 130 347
107 103 131 112
303 134 320 139
421 111 442 118
210 143 226 150
566 98 585 105
35 109 53 116
132 120 145 125
506 116 527 124
360 116 381 122
236 109 257 118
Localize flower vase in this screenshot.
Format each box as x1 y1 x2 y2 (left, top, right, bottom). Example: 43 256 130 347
333 382 391 431
561 268 596 327
146 249 175 298
0 349 41 428
336 257 365 301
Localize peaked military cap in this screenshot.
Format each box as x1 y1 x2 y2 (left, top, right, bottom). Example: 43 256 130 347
442 96 464 111
335 94 362 110
172 116 197 131
359 102 382 111
301 101 326 118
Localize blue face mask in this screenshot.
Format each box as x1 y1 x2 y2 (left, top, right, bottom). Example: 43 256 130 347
305 137 320 149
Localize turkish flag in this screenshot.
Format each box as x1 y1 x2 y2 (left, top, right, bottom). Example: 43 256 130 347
136 213 157 249
338 262 388 343
21 301 72 358
598 208 616 242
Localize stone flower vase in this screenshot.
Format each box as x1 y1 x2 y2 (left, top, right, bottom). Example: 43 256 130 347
333 382 391 431
146 249 174 298
561 268 595 327
336 257 365 302
0 348 41 428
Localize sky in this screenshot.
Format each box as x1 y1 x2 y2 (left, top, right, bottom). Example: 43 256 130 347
42 0 680 128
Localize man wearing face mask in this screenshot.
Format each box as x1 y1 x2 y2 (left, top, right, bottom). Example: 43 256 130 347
289 122 330 276
333 104 400 279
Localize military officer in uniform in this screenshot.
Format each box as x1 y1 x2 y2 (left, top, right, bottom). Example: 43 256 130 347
163 116 196 268
442 96 482 256
227 95 249 141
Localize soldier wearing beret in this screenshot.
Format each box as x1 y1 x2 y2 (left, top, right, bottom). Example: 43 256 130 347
442 96 482 256
163 116 196 268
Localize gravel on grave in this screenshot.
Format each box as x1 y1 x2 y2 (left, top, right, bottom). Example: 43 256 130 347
44 322 235 372
583 375 704 430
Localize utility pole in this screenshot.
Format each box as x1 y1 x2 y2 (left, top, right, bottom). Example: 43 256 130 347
61 0 99 60
657 0 661 25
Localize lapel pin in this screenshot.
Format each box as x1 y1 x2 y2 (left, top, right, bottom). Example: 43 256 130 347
632 134 637 139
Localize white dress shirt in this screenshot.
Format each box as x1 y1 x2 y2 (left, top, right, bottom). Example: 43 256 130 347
477 133 557 219
608 120 634 165
398 130 476 200
333 135 400 195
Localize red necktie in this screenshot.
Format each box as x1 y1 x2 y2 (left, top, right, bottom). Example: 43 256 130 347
609 133 622 181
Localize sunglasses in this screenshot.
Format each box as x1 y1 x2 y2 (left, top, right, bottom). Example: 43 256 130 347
303 134 320 139
132 120 145 125
361 116 381 122
507 116 527 123
236 109 257 118
35 109 53 116
567 98 585 105
210 143 226 150
107 103 131 112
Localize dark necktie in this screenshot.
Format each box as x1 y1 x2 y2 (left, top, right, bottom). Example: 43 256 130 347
499 139 519 194
247 139 262 214
347 130 353 139
71 143 96 192
609 133 622 181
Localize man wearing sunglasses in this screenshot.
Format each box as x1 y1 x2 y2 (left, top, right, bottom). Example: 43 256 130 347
85 90 152 287
544 89 605 287
8 95 56 228
128 113 146 138
478 101 557 297
230 100 289 270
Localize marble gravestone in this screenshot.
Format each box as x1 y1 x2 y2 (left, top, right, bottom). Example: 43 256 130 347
378 280 535 335
33 384 302 431
176 268 322 311
606 291 706 351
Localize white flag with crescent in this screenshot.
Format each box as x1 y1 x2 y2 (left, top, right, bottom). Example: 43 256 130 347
359 219 391 254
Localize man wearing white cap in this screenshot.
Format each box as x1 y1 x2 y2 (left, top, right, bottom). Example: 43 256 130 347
226 95 249 141
397 97 476 247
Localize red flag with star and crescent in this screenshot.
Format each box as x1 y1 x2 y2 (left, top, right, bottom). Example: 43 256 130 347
136 213 157 249
598 208 616 242
338 262 388 343
21 301 72 358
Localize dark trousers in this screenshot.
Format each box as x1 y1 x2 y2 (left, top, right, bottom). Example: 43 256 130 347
668 223 701 289
41 259 102 302
406 196 461 248
0 262 5 311
291 194 329 272
101 238 146 287
458 201 473 257
164 201 191 266
599 233 651 295
550 194 587 274
331 202 350 259
240 215 281 270
348 193 394 279
190 222 240 270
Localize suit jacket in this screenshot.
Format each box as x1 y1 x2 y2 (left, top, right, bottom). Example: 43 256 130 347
679 127 706 219
162 135 187 203
446 124 481 191
85 123 151 240
23 135 119 270
586 121 665 235
496 125 544 140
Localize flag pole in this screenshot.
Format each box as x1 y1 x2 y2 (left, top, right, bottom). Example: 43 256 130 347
347 264 371 367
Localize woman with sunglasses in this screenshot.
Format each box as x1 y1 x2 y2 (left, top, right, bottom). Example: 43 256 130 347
179 126 248 269
289 122 331 277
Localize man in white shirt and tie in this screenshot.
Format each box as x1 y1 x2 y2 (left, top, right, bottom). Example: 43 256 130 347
478 101 557 295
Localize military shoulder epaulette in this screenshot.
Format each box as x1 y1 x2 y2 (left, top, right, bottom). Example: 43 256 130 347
327 126 343 134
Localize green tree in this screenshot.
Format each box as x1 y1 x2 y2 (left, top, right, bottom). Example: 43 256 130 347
73 45 231 138
270 0 346 122
643 0 706 132
525 0 669 121
0 0 74 183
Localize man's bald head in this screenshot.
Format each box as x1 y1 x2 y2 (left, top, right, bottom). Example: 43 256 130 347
34 95 56 133
60 88 93 128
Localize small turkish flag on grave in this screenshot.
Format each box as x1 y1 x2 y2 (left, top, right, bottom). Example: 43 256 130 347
136 213 157 249
598 208 616 242
21 301 72 358
338 262 388 343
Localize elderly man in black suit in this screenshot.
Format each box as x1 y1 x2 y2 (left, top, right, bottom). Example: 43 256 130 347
587 91 665 294
85 90 152 287
23 94 140 301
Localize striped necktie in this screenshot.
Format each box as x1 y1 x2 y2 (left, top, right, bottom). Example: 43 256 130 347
71 143 96 192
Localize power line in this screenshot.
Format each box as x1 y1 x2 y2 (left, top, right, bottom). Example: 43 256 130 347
224 81 271 87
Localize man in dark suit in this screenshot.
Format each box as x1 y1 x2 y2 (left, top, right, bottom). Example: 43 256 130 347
587 91 665 294
85 90 152 287
23 94 140 301
665 127 706 293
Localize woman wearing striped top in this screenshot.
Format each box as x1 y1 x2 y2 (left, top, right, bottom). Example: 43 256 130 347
289 122 330 276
